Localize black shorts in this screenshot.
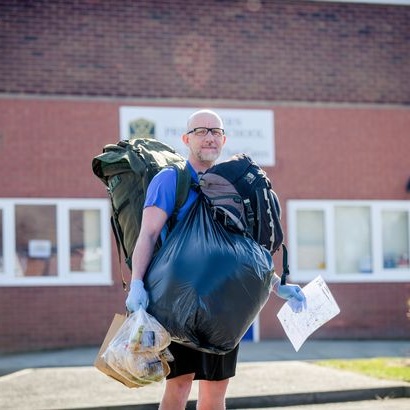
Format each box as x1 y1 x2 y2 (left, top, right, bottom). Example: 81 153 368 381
166 341 239 381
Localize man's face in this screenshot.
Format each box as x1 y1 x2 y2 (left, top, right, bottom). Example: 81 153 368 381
183 113 226 164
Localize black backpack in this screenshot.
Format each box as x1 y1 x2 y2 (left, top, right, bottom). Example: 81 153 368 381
199 154 290 283
92 138 192 289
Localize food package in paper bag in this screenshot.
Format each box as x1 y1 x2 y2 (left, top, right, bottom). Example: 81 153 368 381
145 196 274 355
102 308 173 386
124 350 171 384
127 306 171 352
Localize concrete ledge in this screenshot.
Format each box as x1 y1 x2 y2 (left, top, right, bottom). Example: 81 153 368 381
72 386 410 410
225 386 410 409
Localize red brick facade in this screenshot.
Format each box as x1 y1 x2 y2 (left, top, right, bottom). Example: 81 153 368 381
1 0 409 103
0 1 409 352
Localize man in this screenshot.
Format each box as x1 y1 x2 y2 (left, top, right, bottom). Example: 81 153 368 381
126 109 305 410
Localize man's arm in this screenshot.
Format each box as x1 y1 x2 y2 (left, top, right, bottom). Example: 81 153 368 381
131 205 169 281
126 205 168 312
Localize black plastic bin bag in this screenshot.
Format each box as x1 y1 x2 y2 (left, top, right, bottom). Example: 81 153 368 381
144 196 274 354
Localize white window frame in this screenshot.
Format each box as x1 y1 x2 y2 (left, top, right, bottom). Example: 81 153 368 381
0 198 112 286
287 200 410 283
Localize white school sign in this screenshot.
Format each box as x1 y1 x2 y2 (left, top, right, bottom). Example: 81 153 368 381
119 107 275 167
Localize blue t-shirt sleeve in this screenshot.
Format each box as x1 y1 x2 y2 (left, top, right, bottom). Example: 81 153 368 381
144 167 177 217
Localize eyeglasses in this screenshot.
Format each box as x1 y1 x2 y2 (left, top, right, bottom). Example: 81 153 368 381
187 127 225 138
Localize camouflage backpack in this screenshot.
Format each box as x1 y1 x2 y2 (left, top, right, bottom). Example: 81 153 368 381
92 138 192 289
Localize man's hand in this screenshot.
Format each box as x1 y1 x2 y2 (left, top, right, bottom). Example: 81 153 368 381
276 283 306 313
125 279 149 312
277 283 304 301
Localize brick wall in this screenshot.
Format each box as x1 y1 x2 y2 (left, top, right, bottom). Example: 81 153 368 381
0 285 126 352
0 0 409 352
272 105 410 200
1 0 409 104
0 97 409 352
0 98 118 198
1 99 408 200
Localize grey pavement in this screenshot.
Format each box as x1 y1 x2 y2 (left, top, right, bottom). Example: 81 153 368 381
0 339 409 410
235 399 410 410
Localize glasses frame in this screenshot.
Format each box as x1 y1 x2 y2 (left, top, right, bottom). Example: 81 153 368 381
187 127 225 138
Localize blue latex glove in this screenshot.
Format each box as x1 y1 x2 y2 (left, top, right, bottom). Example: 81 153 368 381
276 283 305 301
125 279 149 312
277 283 307 313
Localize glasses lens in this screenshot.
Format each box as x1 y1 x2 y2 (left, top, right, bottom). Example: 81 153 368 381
211 128 223 137
191 128 224 137
194 127 208 137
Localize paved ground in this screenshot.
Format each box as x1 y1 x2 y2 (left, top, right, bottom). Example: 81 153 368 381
0 339 409 410
236 399 410 410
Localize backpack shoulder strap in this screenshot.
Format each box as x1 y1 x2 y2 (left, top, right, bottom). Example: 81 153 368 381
168 161 195 228
280 243 290 285
174 161 193 211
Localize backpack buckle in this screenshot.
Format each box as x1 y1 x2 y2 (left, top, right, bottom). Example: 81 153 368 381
243 198 254 232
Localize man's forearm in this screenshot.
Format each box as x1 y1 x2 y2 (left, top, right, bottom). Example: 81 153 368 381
270 273 281 293
131 234 157 281
131 206 168 282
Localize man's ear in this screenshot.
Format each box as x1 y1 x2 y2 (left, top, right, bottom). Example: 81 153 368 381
182 133 190 146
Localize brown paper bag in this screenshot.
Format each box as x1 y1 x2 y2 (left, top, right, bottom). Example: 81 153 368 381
94 313 141 388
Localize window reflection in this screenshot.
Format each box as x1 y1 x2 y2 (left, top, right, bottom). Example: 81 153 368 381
335 206 372 274
382 211 409 269
296 210 326 270
69 209 102 272
15 205 57 277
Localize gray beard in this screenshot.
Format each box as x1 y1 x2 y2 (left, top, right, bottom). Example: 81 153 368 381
197 149 220 163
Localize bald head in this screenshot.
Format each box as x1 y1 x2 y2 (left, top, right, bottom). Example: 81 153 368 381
186 109 224 132
182 109 226 172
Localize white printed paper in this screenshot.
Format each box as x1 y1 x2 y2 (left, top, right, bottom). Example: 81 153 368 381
277 276 340 352
28 239 52 258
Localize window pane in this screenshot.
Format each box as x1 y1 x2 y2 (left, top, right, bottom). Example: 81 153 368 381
382 211 409 269
15 205 57 277
69 209 102 272
335 206 372 274
0 209 3 273
296 210 326 270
